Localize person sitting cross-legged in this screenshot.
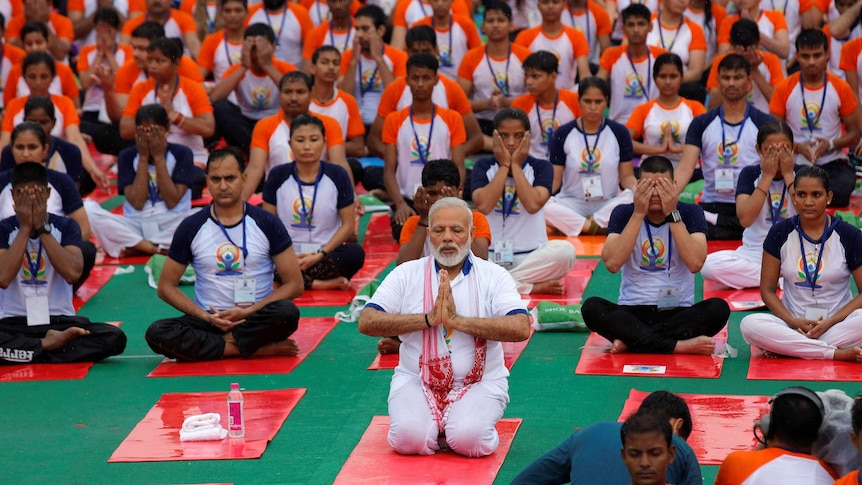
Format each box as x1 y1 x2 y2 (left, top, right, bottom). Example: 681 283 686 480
582 155 730 355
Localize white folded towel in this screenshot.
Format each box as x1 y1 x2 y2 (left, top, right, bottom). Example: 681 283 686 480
179 413 228 441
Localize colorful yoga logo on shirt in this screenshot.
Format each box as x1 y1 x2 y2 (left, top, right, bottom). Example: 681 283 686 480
765 191 789 223
20 249 47 286
215 242 243 276
659 120 681 144
623 71 646 98
410 134 431 164
438 46 453 67
795 250 824 289
291 195 316 229
801 101 822 131
716 140 739 166
495 183 520 216
360 67 381 92
639 237 667 272
579 147 602 172
494 71 508 92
251 85 272 109
540 118 559 145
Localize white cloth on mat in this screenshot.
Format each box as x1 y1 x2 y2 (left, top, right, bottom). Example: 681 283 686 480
179 413 228 441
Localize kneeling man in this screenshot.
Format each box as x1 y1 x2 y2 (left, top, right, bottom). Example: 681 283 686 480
359 197 530 457
582 156 730 354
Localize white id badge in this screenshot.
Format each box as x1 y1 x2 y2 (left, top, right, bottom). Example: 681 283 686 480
234 278 256 307
582 175 604 201
657 288 681 310
715 168 735 193
295 242 317 255
805 306 828 321
494 239 514 267
26 294 50 326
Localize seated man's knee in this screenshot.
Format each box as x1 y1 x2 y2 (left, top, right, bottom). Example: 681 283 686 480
388 417 436 455
581 296 610 324
445 419 499 457
145 319 174 351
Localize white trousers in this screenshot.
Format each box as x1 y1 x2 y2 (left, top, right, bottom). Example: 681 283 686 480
508 240 577 294
701 249 761 290
740 309 862 360
544 190 634 236
387 374 508 457
84 200 194 258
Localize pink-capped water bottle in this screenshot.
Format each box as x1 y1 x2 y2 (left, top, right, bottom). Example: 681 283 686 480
227 383 244 438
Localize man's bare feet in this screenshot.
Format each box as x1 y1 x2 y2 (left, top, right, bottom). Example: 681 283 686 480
378 337 401 354
834 346 862 362
673 336 715 355
609 339 629 354
253 338 300 357
42 327 89 351
531 279 565 295
760 349 790 359
311 277 350 290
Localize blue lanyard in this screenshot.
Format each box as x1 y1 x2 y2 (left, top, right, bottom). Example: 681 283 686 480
536 92 559 157
439 20 454 67
484 45 511 95
409 105 436 164
719 104 749 167
223 37 236 66
264 8 289 46
24 240 44 283
580 118 605 172
796 216 832 293
626 49 651 98
294 164 323 228
358 49 383 96
800 73 828 135
657 14 684 50
0 44 4 94
328 21 352 52
153 75 180 104
766 183 787 224
645 221 673 274
419 0 429 17
771 0 788 15
569 7 590 46
206 4 216 32
212 203 248 260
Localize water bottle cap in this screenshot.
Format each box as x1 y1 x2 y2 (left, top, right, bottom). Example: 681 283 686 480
230 383 239 390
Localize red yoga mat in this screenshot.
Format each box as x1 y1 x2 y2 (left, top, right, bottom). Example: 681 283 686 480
618 389 768 465
562 235 606 257
367 328 536 370
362 213 400 255
293 288 357 307
147 317 338 378
73 265 116 311
84 185 119 204
525 259 600 308
707 240 742 253
333 416 521 484
575 327 728 378
747 346 862 381
350 254 395 288
108 388 305 462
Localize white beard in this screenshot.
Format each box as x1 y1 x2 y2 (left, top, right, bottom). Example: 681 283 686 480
432 241 470 268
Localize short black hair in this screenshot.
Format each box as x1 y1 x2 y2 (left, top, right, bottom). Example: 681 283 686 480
290 114 326 138
0 12 6 30
422 159 460 188
244 22 276 44
406 25 437 49
312 45 341 64
131 21 166 41
94 7 122 30
407 52 439 74
12 162 49 188
638 390 693 440
206 147 245 173
523 51 558 74
796 28 829 52
24 95 56 121
621 3 651 23
221 0 248 6
280 71 313 90
135 104 170 129
23 51 56 79
493 107 530 131
483 0 512 19
794 165 830 192
717 53 750 75
21 21 49 41
640 155 675 179
579 76 610 100
355 4 387 29
729 18 760 47
653 52 683 78
147 37 183 63
11 121 49 149
771 391 824 449
620 411 673 448
756 119 794 147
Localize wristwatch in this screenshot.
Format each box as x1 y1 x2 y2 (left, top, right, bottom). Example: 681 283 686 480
34 222 51 236
664 210 681 224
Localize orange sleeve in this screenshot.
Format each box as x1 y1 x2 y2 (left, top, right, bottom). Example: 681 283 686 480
222 63 242 79
58 65 80 99
443 108 466 145
712 3 728 32
250 115 278 151
198 32 221 72
341 91 366 138
128 0 146 14
3 66 21 107
453 0 471 18
625 101 650 138
686 98 707 117
123 80 149 118
763 11 787 32
303 23 329 61
443 77 472 115
1 98 23 133
5 16 23 41
51 14 75 42
5 45 25 65
67 0 84 13
512 44 533 62
322 115 345 146
340 49 352 75
513 27 540 49
122 15 145 36
392 0 411 28
705 53 724 89
114 62 139 95
833 75 858 116
568 28 590 58
377 79 406 118
399 216 419 244
762 52 785 85
182 79 214 115
472 211 491 243
180 0 196 14
77 47 94 73
178 56 205 81
457 47 483 81
599 46 623 73
769 75 795 117
55 96 80 127
560 89 581 116
390 49 409 77
510 93 533 112
290 3 315 38
840 38 862 71
687 20 707 51
457 16 483 49
717 14 736 46
590 2 613 36
382 110 406 144
173 10 199 35
275 59 298 73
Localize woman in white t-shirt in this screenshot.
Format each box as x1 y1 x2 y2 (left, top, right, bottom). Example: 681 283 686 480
740 165 862 361
262 114 365 290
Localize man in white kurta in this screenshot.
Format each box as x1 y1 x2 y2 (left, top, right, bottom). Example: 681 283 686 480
359 197 530 457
